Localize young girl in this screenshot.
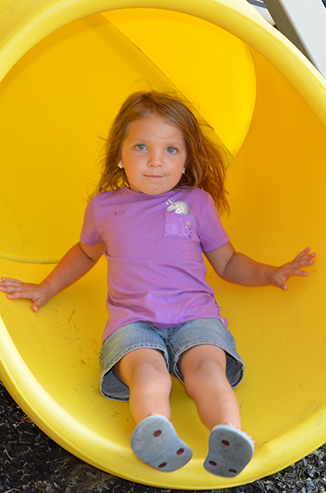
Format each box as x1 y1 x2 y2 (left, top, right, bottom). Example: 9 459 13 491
0 91 315 478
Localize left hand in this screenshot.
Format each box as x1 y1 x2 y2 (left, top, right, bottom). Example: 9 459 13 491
269 247 316 290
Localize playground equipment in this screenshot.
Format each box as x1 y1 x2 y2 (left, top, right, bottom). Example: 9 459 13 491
247 0 275 24
1 0 326 489
263 0 326 77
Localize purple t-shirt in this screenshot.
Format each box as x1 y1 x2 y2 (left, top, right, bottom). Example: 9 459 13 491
80 186 229 343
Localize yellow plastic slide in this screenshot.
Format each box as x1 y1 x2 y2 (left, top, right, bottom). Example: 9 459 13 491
1 0 326 489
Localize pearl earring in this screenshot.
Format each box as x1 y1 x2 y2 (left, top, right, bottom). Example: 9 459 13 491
182 168 186 174
118 161 124 169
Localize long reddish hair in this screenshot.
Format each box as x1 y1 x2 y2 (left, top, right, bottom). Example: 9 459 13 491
94 91 229 213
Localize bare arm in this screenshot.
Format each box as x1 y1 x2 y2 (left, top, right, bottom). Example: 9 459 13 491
205 242 315 291
0 241 105 312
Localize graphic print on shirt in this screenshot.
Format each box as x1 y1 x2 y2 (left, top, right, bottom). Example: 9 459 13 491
166 199 190 215
165 198 193 239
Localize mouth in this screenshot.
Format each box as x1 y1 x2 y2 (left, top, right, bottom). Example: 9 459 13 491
144 174 164 179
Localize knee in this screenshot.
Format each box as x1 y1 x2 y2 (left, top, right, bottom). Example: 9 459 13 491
130 354 172 392
137 357 170 380
114 349 171 390
182 355 226 396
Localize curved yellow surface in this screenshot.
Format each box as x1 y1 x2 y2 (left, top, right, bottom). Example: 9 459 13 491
0 0 326 489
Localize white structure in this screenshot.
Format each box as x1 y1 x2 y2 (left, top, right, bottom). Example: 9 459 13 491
247 0 275 24
259 0 326 78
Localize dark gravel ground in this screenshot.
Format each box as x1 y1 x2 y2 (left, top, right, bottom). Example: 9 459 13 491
1 381 326 493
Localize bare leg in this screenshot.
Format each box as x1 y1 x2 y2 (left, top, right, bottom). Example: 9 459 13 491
179 344 254 477
178 345 241 430
114 348 192 472
113 348 172 425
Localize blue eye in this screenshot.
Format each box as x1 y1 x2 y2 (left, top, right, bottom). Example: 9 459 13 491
135 144 146 151
167 147 178 154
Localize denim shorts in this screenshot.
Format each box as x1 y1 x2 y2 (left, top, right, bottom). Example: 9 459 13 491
100 318 244 402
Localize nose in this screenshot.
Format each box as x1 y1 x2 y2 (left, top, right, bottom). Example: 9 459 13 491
148 149 163 167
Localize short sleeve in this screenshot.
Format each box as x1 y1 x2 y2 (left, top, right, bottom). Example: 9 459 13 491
80 197 103 246
197 192 229 252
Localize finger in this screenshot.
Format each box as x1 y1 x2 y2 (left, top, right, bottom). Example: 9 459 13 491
293 269 309 276
0 280 25 290
300 252 315 262
0 284 29 294
286 264 310 275
6 287 38 300
32 303 39 312
6 291 32 300
291 261 314 271
1 277 23 283
296 258 315 269
275 277 288 290
297 246 310 255
291 254 315 269
295 248 315 261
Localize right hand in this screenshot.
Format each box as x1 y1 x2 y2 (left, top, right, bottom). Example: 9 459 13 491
0 277 53 312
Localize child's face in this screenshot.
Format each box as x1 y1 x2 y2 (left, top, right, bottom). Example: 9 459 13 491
120 113 187 196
